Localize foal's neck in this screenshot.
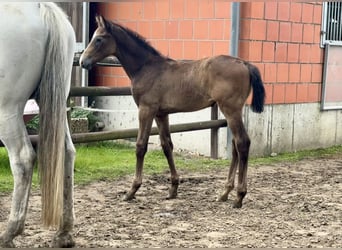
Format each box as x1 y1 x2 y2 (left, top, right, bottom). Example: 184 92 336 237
111 25 165 79
115 49 154 80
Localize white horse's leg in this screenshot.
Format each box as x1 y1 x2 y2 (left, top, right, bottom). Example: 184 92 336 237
52 121 76 248
0 114 36 248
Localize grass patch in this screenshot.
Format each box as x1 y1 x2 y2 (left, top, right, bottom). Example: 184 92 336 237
249 145 342 166
0 142 341 193
74 141 137 184
0 148 11 192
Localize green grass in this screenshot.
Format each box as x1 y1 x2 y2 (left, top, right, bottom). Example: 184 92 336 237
250 145 342 165
0 142 341 193
0 148 11 192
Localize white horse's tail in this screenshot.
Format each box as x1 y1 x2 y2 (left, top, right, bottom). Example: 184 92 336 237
38 3 75 228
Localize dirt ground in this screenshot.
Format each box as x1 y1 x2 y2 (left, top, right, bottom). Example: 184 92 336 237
1 154 342 248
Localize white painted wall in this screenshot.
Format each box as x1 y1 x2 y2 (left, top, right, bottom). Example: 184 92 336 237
244 103 342 157
93 96 342 159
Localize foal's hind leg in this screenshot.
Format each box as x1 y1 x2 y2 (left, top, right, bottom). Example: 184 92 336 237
52 122 76 248
217 139 238 202
0 116 35 247
155 115 179 199
218 107 250 208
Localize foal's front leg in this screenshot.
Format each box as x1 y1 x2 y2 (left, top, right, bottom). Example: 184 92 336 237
123 106 155 201
155 115 179 199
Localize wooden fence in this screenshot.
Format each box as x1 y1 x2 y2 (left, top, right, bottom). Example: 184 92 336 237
69 84 227 158
0 56 227 158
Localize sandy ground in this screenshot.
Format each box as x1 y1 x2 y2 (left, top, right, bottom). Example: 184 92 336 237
1 154 341 248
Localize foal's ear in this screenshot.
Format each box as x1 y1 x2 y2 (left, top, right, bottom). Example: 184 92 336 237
95 15 107 29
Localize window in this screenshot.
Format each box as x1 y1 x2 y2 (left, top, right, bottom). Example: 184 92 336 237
321 2 342 47
320 2 342 110
321 44 342 110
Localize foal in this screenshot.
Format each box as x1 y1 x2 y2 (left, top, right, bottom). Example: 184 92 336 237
80 16 265 208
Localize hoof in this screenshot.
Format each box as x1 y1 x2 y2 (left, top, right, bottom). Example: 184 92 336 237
122 193 135 201
216 194 228 202
166 193 177 200
232 200 243 208
0 236 15 248
233 191 246 208
52 231 75 248
166 187 178 200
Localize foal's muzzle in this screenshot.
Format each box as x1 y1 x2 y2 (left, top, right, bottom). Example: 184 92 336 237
79 57 93 70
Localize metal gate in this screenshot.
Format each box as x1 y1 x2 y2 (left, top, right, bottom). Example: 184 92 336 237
58 3 89 106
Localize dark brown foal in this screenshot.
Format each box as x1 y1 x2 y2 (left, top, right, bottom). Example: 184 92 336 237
80 15 265 208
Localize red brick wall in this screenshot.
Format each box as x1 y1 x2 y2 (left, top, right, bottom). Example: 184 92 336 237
91 0 231 87
91 1 324 106
239 2 323 105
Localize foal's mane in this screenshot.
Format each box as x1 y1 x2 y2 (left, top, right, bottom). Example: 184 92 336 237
104 18 165 58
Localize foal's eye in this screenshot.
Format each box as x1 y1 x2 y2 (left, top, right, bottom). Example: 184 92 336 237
95 37 103 47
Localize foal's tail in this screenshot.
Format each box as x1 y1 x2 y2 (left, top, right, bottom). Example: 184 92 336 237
246 63 265 113
38 3 75 228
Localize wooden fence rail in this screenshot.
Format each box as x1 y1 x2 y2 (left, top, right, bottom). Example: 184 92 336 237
70 86 131 96
14 119 226 147
1 57 227 158
0 86 227 157
67 85 225 158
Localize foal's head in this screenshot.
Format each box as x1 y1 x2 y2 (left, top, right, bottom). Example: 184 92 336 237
80 15 164 71
80 15 116 70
